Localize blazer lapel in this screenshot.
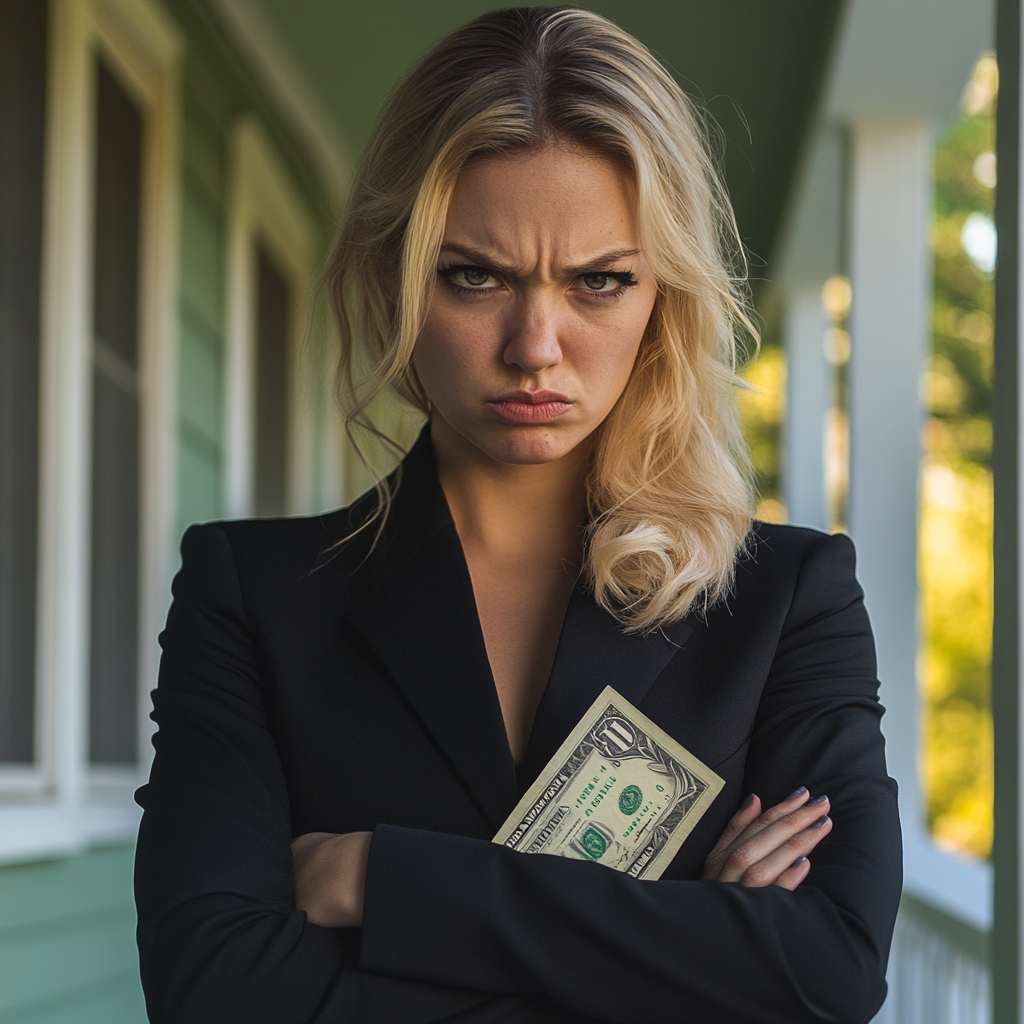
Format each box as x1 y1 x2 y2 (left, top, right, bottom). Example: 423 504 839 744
344 434 518 831
518 586 694 788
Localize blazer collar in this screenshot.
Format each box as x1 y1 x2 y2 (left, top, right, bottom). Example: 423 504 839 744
343 428 694 827
517 587 693 790
344 430 519 829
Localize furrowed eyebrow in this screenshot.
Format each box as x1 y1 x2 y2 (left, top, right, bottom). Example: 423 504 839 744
438 243 642 278
562 248 642 277
438 244 523 275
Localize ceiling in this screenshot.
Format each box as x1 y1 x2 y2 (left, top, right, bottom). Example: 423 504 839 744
247 0 845 273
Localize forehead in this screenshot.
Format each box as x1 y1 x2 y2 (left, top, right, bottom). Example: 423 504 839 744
444 144 639 255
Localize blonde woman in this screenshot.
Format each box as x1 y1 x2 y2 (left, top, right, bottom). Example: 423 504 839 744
135 8 901 1023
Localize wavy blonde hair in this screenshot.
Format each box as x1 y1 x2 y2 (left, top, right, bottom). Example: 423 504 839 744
323 5 756 632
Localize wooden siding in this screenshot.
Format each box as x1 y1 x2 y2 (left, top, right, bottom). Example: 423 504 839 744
0 845 145 1023
175 80 229 538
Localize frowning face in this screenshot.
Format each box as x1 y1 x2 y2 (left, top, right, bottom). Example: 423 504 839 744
413 143 658 467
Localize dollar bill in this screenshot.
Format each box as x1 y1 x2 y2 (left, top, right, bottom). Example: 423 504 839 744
493 686 723 880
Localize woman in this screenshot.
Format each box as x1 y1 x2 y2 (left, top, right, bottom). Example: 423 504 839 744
135 7 901 1023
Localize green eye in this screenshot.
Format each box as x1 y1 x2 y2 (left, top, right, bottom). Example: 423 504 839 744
463 268 490 286
582 274 612 291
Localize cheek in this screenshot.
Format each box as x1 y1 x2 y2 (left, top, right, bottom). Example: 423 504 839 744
577 309 650 399
413 306 490 403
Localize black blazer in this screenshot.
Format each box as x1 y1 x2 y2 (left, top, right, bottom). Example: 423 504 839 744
135 432 902 1024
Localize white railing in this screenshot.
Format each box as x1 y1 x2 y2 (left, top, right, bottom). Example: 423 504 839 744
873 893 990 1024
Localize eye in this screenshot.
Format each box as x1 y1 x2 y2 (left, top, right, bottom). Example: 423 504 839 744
437 263 501 294
443 266 497 289
574 271 638 297
580 273 618 292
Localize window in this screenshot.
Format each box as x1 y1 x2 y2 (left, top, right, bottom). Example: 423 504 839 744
0 0 47 771
254 246 292 517
89 58 144 767
0 0 179 863
224 117 330 520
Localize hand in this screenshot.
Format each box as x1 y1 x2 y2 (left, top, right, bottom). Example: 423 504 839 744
290 831 373 927
701 788 832 891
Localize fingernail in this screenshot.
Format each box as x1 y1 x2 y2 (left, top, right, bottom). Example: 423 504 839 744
786 787 808 801
741 793 756 809
811 815 830 828
791 856 807 868
807 794 829 807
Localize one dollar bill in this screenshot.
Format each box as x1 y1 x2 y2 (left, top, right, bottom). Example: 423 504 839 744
493 686 723 879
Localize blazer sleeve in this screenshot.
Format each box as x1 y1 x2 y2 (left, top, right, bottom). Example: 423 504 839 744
358 531 903 1024
134 524 573 1024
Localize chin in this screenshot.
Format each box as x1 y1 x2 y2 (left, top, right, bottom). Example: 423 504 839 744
483 427 582 465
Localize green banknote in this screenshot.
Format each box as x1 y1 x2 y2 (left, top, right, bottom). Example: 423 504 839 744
493 686 724 879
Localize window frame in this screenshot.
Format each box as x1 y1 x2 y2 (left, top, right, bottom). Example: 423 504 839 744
0 0 180 863
224 115 326 520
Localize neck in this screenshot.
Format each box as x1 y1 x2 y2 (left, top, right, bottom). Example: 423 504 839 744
431 416 590 565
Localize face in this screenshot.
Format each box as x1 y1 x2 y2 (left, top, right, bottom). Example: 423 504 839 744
412 143 658 467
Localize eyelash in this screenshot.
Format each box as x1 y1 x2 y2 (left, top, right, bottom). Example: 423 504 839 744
436 263 639 301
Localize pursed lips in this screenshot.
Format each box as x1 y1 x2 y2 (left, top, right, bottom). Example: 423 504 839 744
488 389 573 423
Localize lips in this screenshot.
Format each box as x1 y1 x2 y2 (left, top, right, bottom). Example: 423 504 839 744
487 389 573 424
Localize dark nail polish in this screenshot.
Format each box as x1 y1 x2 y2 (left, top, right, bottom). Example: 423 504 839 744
807 794 829 807
786 786 808 801
741 793 756 809
791 856 807 868
811 815 830 828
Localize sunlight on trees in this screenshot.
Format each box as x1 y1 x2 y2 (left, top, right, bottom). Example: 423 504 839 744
921 51 995 859
738 345 786 524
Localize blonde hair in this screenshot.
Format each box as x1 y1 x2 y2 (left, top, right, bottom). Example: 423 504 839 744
323 5 756 632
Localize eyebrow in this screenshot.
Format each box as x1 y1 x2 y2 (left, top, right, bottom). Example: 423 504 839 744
438 242 642 278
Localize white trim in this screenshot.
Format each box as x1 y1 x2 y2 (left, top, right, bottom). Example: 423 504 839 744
224 115 326 519
0 799 142 866
91 0 183 779
36 0 95 811
903 833 992 932
208 0 349 208
4 0 181 861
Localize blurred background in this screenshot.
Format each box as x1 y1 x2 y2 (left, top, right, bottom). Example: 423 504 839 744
0 0 1000 1021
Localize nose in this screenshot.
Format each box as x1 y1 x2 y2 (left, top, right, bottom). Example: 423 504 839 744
502 295 563 373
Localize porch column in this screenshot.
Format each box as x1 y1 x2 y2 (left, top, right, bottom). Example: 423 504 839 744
783 287 831 530
846 117 931 840
780 126 844 532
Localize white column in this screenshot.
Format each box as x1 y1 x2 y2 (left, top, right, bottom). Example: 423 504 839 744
783 288 831 530
776 126 844 532
847 118 989 929
848 117 931 840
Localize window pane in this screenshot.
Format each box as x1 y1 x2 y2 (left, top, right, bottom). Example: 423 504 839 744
0 0 47 764
254 246 290 517
89 58 142 765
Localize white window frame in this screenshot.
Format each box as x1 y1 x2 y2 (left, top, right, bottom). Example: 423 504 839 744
223 115 335 519
0 0 180 864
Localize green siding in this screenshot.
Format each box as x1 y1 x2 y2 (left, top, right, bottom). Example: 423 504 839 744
178 187 223 331
178 433 222 537
180 94 223 203
169 0 335 538
175 65 230 534
0 846 144 1024
178 305 222 443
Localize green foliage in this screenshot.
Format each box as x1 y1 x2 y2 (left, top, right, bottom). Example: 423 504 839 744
922 59 995 859
738 342 786 523
930 107 994 468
